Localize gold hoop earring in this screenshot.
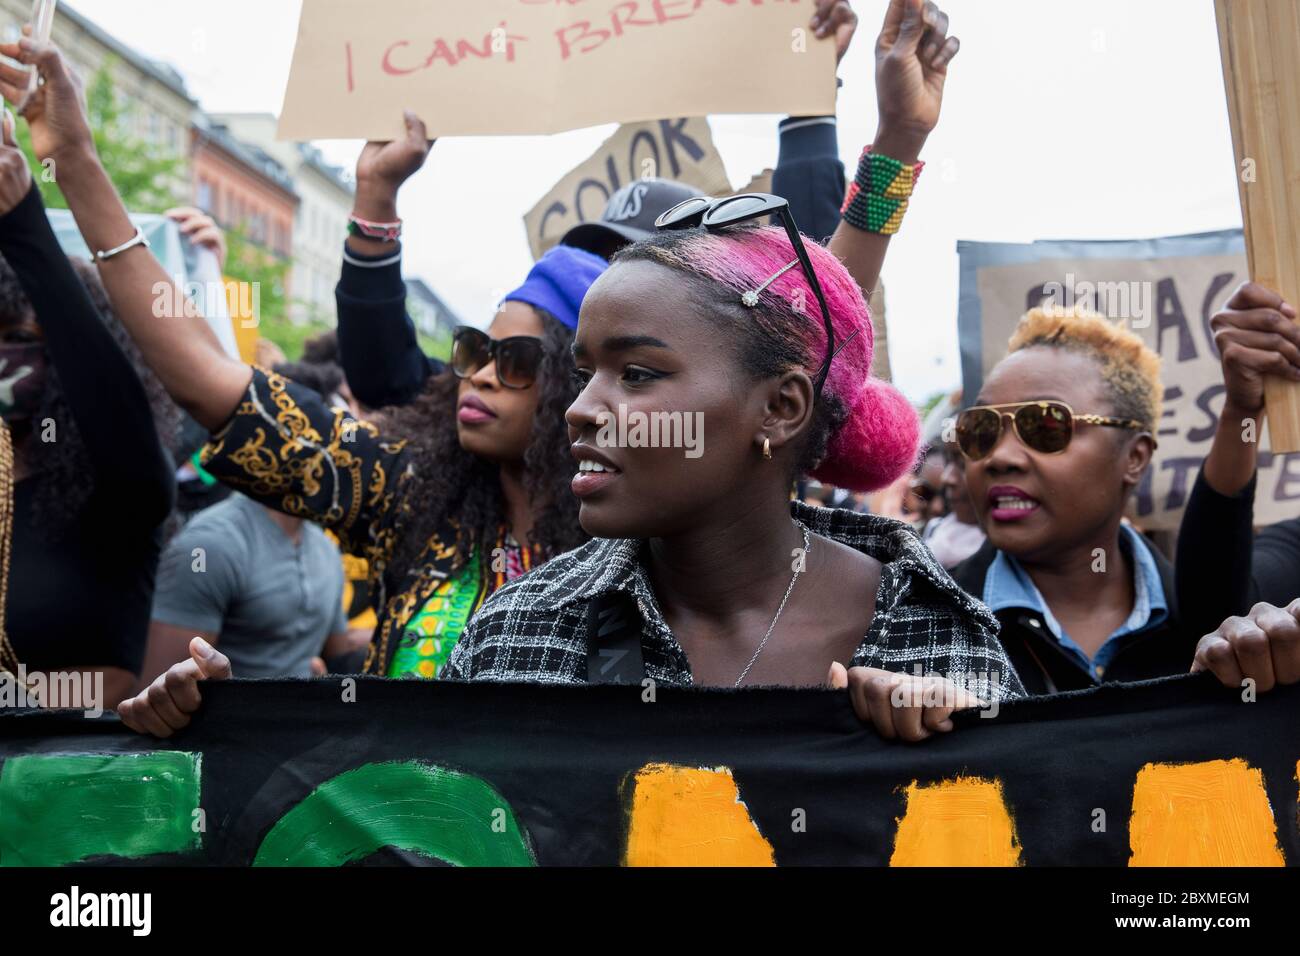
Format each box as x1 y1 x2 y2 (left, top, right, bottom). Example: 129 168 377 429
762 437 772 460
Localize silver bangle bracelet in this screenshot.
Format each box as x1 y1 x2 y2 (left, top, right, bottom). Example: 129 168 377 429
92 226 150 263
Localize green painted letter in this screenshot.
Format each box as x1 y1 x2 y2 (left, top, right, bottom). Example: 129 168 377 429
253 760 534 867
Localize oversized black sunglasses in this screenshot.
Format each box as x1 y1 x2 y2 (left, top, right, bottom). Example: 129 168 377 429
655 193 838 396
450 325 544 390
956 400 1147 462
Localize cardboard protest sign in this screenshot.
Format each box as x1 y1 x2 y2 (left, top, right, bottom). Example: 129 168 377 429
278 0 837 141
2 675 1298 866
958 230 1300 531
523 117 732 259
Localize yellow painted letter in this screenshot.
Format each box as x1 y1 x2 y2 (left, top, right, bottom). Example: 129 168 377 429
890 777 1022 866
623 763 775 867
1129 758 1284 867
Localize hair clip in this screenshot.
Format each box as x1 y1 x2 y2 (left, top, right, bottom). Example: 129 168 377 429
830 328 859 360
741 257 800 307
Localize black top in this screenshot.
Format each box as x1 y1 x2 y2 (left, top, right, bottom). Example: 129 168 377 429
771 115 848 243
1 184 174 673
1175 466 1300 638
335 243 442 409
950 536 1191 696
335 116 848 410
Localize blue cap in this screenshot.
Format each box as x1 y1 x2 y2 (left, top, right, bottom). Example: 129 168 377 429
502 244 607 331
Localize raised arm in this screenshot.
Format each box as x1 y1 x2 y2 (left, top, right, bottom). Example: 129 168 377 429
336 113 439 408
0 121 171 520
772 116 845 244
1176 281 1300 634
771 2 856 243
0 32 414 559
1201 283 1300 496
827 0 958 301
0 33 249 431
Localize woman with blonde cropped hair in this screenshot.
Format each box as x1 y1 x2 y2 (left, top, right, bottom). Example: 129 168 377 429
948 307 1184 694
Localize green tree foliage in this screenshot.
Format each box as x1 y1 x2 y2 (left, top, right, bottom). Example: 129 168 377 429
918 389 949 420
10 59 449 368
227 227 291 325
17 56 182 213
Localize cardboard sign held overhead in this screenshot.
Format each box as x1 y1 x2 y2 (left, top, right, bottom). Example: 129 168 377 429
1215 0 1300 452
278 0 837 141
523 117 732 260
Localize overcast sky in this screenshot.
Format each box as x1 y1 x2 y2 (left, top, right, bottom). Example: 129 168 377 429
68 0 1243 403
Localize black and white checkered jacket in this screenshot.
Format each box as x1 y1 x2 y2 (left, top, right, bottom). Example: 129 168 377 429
444 502 1026 702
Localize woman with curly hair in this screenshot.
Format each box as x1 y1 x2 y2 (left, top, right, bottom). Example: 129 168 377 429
0 116 176 708
121 237 597 682
361 248 599 677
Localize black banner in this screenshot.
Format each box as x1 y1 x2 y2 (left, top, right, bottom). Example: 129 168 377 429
1 674 1298 866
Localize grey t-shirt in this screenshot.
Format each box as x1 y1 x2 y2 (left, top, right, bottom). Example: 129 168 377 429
151 495 348 678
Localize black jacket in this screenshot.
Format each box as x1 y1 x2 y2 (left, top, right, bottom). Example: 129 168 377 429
771 115 847 243
950 537 1193 696
1176 466 1300 639
335 246 444 409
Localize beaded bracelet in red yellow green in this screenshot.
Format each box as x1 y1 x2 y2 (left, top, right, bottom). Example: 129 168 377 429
840 147 925 235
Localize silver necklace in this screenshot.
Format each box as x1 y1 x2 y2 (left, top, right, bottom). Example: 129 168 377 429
734 520 812 688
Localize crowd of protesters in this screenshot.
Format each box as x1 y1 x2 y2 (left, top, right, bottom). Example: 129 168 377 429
0 0 1293 742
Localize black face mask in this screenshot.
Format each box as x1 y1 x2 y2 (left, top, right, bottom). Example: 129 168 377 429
0 343 47 422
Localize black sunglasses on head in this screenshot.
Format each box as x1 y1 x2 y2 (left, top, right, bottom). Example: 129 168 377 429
654 193 838 396
450 325 544 390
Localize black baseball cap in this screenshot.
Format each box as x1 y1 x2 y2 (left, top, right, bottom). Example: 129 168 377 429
561 178 705 260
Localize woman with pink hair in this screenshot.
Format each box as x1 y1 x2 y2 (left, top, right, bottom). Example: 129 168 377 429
122 215 1025 743
435 219 1027 739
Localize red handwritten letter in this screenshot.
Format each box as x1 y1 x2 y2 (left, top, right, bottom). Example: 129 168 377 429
382 40 420 76
556 20 611 59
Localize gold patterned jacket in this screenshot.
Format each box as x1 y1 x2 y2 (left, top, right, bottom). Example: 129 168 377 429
201 367 460 674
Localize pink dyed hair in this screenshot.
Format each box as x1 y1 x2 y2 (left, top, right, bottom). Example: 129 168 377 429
624 225 919 491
